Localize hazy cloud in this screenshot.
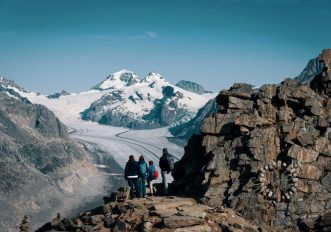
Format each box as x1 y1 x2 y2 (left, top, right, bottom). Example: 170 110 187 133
89 31 157 41
125 31 158 40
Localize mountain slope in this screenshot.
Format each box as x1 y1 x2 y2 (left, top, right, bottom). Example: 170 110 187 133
82 71 214 129
295 57 324 84
0 83 106 231
169 98 217 144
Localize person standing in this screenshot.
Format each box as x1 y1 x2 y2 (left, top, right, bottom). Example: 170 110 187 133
159 148 174 195
138 156 148 198
124 155 140 198
147 160 156 195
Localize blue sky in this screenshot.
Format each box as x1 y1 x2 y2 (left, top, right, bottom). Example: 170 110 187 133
0 0 330 94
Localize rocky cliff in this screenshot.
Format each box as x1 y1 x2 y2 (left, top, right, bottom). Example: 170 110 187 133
171 49 331 231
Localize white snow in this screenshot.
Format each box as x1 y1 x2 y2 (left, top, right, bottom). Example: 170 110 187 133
88 71 216 121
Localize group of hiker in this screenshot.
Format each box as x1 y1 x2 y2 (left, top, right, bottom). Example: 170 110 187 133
124 148 174 198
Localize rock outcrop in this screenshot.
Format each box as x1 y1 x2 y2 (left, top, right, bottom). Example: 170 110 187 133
37 195 263 232
171 49 331 231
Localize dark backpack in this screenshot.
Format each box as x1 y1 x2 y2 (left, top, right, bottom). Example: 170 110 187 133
167 155 175 171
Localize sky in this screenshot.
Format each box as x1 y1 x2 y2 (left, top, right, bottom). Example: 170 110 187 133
0 0 330 94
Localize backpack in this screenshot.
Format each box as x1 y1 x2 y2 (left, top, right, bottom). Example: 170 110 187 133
153 170 159 180
167 155 175 171
139 162 147 176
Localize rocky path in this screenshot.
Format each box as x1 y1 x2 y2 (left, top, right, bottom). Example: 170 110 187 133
37 195 263 232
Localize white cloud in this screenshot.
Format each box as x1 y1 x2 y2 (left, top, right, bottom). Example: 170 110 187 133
87 35 113 40
89 31 158 41
125 31 158 40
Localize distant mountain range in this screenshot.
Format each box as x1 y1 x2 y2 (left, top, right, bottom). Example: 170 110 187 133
0 70 214 130
81 70 215 129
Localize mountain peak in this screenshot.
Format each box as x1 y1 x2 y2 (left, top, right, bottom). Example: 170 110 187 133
0 76 27 92
92 70 140 90
142 72 164 84
175 80 211 95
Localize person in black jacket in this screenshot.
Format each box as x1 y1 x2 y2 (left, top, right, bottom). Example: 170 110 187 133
159 148 173 194
124 155 140 198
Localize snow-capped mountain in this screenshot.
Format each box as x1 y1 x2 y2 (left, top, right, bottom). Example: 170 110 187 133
81 70 215 129
0 71 214 130
0 77 31 102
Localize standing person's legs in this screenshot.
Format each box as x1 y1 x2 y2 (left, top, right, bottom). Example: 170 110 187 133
133 178 140 198
127 179 135 198
149 180 154 195
141 176 147 197
161 171 168 194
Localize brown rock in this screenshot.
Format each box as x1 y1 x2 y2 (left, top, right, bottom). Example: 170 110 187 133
163 215 205 229
177 205 212 219
174 224 213 232
287 144 319 163
228 96 253 110
298 164 323 180
278 106 294 122
152 198 195 211
235 114 271 128
313 136 328 153
201 116 217 134
249 127 280 162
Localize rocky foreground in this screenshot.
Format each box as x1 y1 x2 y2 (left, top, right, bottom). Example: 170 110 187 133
36 193 267 232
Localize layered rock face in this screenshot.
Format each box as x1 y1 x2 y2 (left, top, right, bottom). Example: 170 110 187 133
171 49 331 230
